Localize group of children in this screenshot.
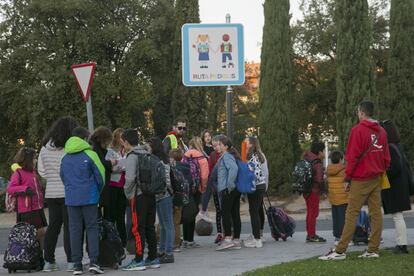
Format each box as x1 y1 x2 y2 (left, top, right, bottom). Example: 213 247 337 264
5 116 270 274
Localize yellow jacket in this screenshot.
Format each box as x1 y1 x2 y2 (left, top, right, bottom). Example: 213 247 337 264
327 163 348 205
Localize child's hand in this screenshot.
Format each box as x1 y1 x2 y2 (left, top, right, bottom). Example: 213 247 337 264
343 182 350 192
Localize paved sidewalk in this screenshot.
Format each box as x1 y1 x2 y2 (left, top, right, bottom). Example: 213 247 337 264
1 229 414 276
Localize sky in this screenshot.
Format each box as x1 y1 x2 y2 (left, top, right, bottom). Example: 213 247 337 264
199 0 303 62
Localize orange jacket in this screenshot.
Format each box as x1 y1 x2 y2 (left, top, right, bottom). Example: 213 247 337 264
184 149 209 193
327 163 348 205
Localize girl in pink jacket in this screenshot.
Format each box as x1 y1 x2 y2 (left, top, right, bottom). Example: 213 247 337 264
7 147 47 247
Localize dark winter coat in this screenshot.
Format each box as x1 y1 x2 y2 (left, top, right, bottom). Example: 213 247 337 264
92 142 112 206
381 143 411 214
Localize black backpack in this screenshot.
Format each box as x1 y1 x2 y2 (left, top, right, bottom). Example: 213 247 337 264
129 152 167 195
170 166 190 207
292 159 319 194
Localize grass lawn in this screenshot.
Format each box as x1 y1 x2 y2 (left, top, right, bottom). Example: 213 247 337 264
243 247 414 276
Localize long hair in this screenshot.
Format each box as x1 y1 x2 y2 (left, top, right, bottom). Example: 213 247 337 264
201 129 212 146
41 116 78 148
217 135 240 160
246 137 265 163
148 137 169 163
14 147 36 171
381 120 401 144
110 128 124 150
189 136 204 153
90 126 112 149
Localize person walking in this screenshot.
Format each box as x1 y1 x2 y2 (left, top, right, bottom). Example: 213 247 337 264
320 101 390 260
380 120 411 254
38 116 78 272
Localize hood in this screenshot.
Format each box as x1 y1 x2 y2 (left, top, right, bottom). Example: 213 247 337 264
131 145 149 155
359 119 380 132
64 137 91 154
327 163 345 176
304 151 319 162
45 140 62 151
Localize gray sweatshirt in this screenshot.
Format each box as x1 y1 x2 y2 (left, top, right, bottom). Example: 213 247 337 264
124 145 148 200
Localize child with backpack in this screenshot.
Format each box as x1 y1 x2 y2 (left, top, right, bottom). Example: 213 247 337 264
327 151 348 245
121 129 160 271
181 137 209 248
215 136 241 251
244 137 269 248
147 137 175 264
7 147 47 248
169 148 193 252
60 127 105 275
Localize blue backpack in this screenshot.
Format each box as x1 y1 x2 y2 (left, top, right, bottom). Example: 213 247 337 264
353 210 370 245
236 160 256 194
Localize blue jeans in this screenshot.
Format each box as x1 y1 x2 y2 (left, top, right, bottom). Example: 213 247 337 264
201 180 214 212
67 204 99 266
156 196 174 254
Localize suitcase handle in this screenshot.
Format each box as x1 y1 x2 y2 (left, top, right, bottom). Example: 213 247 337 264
263 191 272 209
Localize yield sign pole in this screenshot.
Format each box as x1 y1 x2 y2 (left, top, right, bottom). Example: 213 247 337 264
70 63 96 133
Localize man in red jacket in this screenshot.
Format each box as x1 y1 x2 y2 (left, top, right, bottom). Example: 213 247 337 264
320 101 390 261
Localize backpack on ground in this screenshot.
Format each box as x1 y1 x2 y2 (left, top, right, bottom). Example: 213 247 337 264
353 210 370 245
170 166 190 207
130 152 167 195
263 194 295 241
236 160 256 194
195 218 213 236
182 155 203 193
3 222 43 273
97 219 126 269
292 159 318 194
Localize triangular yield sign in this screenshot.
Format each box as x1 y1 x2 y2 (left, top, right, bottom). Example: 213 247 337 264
71 63 96 102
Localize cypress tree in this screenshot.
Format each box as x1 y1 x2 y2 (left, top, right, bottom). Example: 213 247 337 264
335 0 374 150
171 0 208 135
259 0 294 192
386 0 414 160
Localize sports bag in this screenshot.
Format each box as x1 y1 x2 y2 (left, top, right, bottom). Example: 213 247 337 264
3 222 43 272
235 160 256 194
263 193 295 241
353 210 370 245
182 155 204 193
97 219 125 269
129 152 167 195
292 159 318 194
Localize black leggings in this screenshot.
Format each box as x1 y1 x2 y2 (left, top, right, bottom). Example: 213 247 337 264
182 192 201 242
105 186 127 245
221 189 241 239
212 191 222 234
248 189 265 239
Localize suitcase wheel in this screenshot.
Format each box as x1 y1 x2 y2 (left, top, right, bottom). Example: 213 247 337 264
282 238 287 242
275 237 279 241
113 264 119 270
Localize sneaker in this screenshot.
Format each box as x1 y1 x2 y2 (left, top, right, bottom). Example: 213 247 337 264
232 239 242 250
260 236 266 243
173 246 181 253
214 233 223 244
88 264 104 274
122 259 146 271
181 241 188 249
67 263 75 272
43 261 59 272
160 254 175 264
73 264 83 275
244 238 263 248
187 241 201 248
306 235 327 243
216 238 235 251
393 245 409 254
200 213 213 223
319 249 347 261
358 250 379 259
144 258 160 269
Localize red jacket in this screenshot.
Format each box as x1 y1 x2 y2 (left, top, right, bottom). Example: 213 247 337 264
208 151 220 176
345 119 391 182
304 151 324 194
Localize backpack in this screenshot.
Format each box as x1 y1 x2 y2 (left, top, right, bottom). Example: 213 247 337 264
235 160 256 194
130 152 167 195
353 210 370 245
170 166 190 206
182 155 203 193
3 222 43 272
97 219 125 269
292 159 318 194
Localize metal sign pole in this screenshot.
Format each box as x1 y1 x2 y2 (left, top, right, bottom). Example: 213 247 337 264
86 96 94 133
225 13 233 140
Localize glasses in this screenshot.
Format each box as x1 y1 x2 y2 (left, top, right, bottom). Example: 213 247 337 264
177 127 187 131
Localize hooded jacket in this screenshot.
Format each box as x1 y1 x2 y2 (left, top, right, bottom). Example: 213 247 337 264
303 151 324 194
345 119 391 182
7 168 44 213
327 163 348 205
124 145 149 200
60 137 105 206
38 141 66 198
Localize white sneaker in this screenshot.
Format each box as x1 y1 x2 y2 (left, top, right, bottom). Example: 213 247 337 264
358 250 379 259
319 249 346 261
244 238 263 248
216 238 235 251
232 239 242 250
199 212 212 223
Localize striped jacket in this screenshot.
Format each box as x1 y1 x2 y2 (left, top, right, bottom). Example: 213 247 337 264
38 141 66 198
